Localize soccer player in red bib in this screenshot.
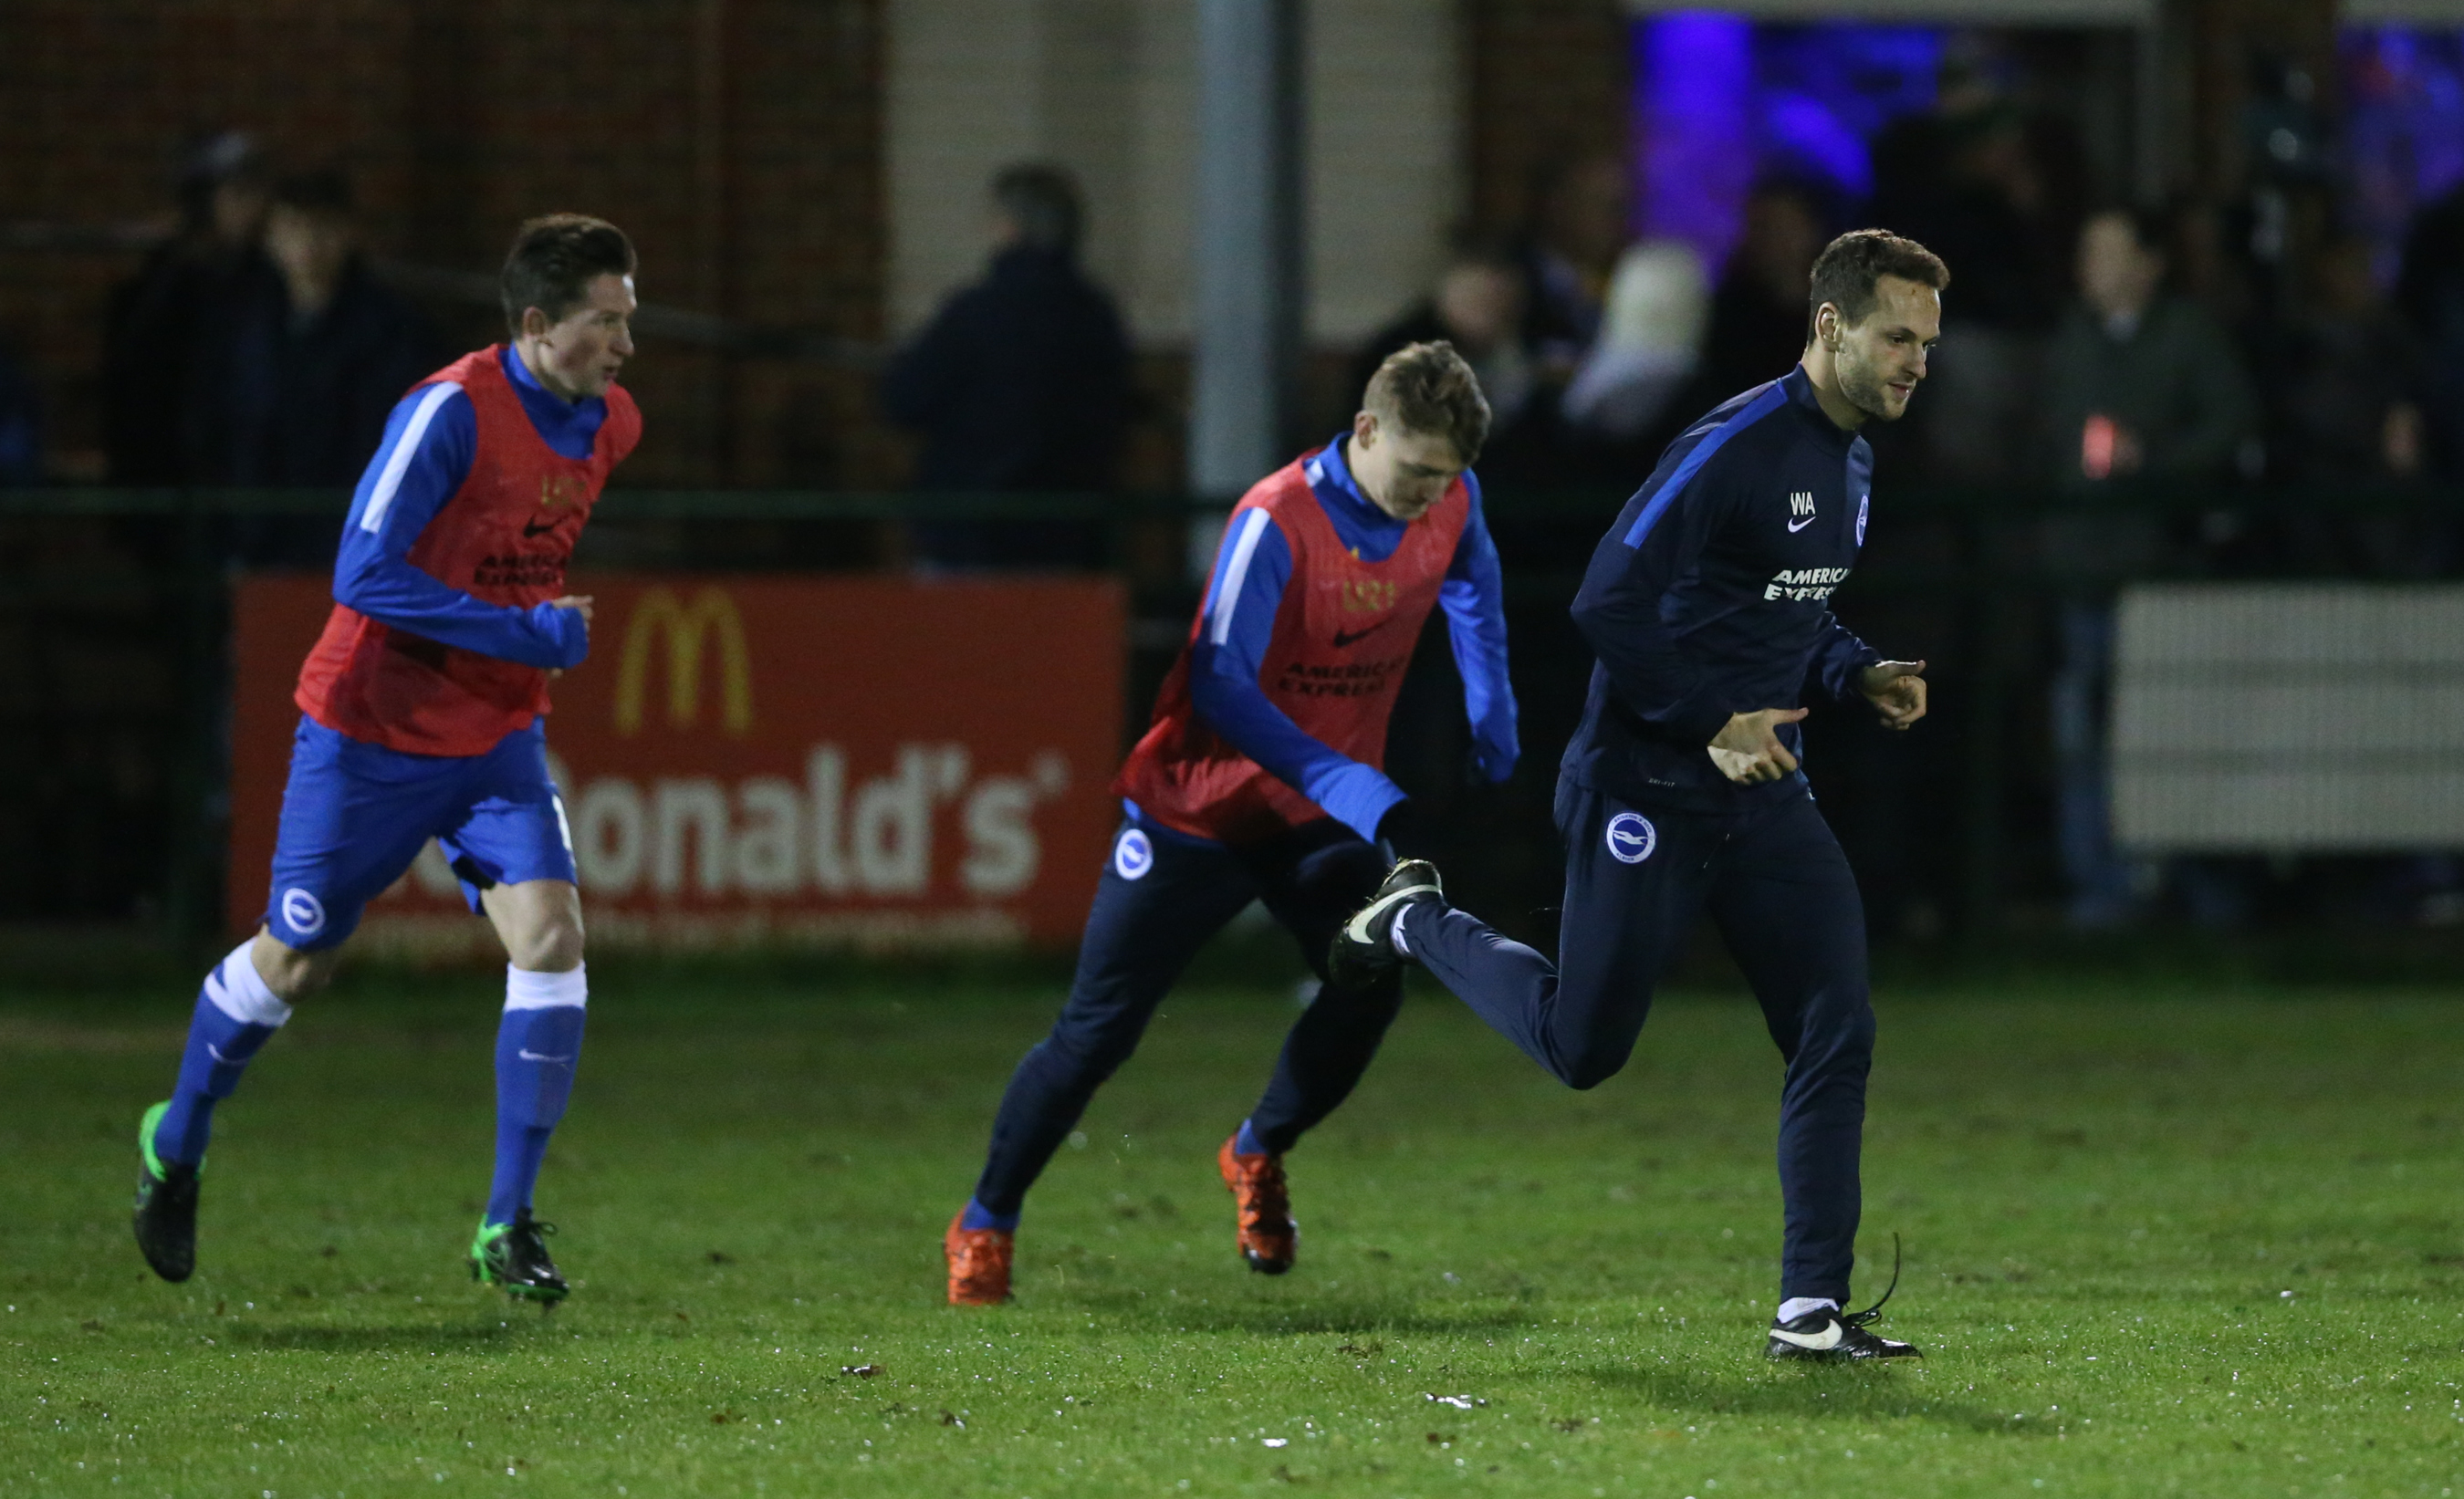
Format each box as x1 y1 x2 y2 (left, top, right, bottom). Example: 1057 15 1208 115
131 215 642 1304
943 342 1518 1305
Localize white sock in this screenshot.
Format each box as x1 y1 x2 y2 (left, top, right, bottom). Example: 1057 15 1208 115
1388 905 1414 957
205 942 294 1027
1777 1296 1840 1325
505 963 588 1011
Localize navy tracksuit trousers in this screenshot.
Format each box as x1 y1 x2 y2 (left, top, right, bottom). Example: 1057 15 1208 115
1407 776 1875 1302
972 815 1399 1217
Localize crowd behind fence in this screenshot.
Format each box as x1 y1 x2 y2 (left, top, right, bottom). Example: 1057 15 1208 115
2 483 2459 951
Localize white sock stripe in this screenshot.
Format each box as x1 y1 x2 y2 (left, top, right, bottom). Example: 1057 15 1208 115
206 942 293 1027
504 962 588 1011
1389 904 1413 957
1777 1296 1841 1324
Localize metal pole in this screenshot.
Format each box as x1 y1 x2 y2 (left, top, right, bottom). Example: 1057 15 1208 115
1959 507 2010 941
1191 0 1304 504
2134 10 2166 204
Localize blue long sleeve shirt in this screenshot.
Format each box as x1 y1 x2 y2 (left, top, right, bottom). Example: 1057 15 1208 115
1562 366 1883 812
332 346 604 671
1180 437 1519 841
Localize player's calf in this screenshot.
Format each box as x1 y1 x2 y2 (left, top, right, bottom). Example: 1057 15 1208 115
132 940 300 1282
481 960 588 1300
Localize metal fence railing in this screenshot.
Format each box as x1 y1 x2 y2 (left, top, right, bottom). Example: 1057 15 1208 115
2 483 2458 945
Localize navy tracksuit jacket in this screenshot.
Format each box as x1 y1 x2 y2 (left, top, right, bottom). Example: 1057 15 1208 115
1410 365 1893 1304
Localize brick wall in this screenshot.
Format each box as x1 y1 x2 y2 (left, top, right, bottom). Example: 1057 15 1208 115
0 0 892 488
0 0 1638 491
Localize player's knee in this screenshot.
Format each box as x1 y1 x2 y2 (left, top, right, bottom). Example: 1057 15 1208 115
1044 1018 1141 1082
1816 991 1876 1055
249 931 339 1003
1557 1034 1639 1090
1561 1056 1624 1091
508 915 585 973
1791 992 1875 1071
490 880 585 971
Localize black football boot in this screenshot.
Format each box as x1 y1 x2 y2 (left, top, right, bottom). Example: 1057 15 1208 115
1767 1238 1920 1361
469 1209 569 1306
1328 859 1444 988
132 1101 201 1283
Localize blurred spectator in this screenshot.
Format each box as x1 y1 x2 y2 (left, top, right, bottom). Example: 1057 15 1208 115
2275 235 2424 487
1518 154 1630 371
1352 242 1536 460
2040 206 2258 930
2273 235 2444 580
1560 238 1707 442
1872 51 2084 483
2040 208 2254 494
221 169 434 487
102 130 279 484
1873 108 2043 329
881 163 1130 569
0 338 38 485
2395 181 2464 480
1690 179 1825 405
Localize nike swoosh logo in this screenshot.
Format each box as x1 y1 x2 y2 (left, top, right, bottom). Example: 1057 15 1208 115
517 1049 574 1064
206 1044 233 1063
1770 1322 1843 1350
1786 515 1817 533
522 517 561 538
1344 884 1439 944
1331 618 1398 649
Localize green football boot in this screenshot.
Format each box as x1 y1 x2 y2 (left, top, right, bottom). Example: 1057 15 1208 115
469 1209 569 1306
132 1101 202 1283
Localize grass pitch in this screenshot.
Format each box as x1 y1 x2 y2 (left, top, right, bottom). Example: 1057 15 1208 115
6 959 2464 1497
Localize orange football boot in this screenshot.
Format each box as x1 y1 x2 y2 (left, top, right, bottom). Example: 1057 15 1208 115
1217 1133 1297 1275
944 1209 1014 1306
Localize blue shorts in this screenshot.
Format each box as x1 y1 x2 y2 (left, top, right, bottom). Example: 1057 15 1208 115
263 716 577 951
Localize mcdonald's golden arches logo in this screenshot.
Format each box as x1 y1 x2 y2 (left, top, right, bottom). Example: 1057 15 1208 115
613 587 754 736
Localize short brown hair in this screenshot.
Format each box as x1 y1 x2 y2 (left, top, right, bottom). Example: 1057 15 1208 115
1806 228 1948 339
501 213 636 336
1363 340 1491 464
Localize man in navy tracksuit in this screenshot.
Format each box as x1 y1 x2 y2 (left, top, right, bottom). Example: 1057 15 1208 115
1335 230 1947 1361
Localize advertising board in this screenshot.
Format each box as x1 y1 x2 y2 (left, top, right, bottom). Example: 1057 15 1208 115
227 575 1125 953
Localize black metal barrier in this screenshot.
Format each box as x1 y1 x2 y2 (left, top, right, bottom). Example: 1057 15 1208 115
1 484 2456 947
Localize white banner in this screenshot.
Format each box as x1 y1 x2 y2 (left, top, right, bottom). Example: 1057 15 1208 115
2113 584 2464 852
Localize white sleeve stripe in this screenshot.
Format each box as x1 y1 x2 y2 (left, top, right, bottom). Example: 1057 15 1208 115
1208 509 1273 647
357 381 464 535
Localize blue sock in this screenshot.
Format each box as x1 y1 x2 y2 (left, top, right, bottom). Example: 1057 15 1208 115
486 965 587 1228
155 943 293 1167
960 1198 1019 1233
1235 1119 1267 1157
